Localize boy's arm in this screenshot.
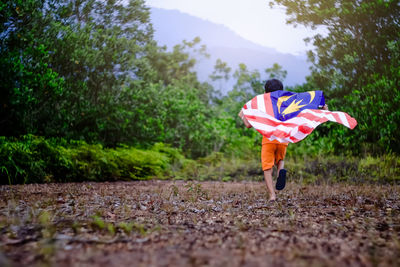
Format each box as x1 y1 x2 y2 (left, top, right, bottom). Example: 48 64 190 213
238 110 252 128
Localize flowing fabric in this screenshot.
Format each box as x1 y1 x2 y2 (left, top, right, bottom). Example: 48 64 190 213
242 91 357 143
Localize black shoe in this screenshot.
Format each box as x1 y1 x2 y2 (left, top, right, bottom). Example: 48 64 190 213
276 169 287 190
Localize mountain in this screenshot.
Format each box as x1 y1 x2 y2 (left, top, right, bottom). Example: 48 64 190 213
149 7 310 93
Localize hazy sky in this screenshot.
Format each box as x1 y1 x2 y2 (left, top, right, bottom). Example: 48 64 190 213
144 0 320 55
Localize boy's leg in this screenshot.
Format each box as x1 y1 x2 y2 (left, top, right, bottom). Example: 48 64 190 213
275 145 287 190
263 168 276 201
277 160 284 174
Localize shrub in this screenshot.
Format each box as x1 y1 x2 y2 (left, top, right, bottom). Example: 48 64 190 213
1 135 399 185
286 154 400 185
0 135 73 184
0 136 170 184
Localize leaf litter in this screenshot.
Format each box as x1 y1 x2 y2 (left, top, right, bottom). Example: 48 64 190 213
0 181 399 267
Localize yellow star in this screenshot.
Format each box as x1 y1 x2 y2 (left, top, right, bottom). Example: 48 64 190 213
281 99 307 116
277 95 294 114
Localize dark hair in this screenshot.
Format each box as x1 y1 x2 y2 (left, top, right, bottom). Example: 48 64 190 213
264 79 283 93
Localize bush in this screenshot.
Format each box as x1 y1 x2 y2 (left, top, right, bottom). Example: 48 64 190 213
0 136 170 184
0 135 73 184
1 135 399 185
286 154 400 185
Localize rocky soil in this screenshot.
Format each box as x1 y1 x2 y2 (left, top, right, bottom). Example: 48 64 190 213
1 181 399 266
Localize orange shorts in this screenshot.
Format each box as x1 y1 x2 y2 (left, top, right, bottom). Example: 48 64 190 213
261 143 287 170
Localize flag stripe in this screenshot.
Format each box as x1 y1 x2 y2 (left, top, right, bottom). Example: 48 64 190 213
251 97 258 109
250 120 295 135
301 109 355 129
250 116 319 137
257 94 266 113
297 112 329 124
338 112 349 128
345 113 357 129
264 93 274 116
331 112 343 125
258 127 305 143
244 109 324 128
246 115 301 128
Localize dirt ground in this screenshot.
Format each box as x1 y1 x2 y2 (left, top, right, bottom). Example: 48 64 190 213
1 180 399 267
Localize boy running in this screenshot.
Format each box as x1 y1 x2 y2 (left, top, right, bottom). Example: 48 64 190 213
238 79 328 201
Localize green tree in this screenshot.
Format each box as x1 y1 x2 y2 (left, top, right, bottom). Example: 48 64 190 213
47 0 154 143
1 1 256 158
271 0 400 154
217 63 263 143
210 59 232 82
0 0 66 136
271 0 399 97
136 38 222 157
209 58 232 98
1 0 155 145
265 62 287 81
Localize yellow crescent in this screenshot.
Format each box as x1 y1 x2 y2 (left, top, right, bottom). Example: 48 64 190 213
308 91 315 103
277 95 295 113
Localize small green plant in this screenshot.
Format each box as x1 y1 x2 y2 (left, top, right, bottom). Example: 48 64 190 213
91 215 106 230
169 184 179 198
38 210 56 240
185 182 209 201
38 210 51 226
71 221 81 234
91 215 116 235
118 222 134 235
107 223 116 235
132 222 147 236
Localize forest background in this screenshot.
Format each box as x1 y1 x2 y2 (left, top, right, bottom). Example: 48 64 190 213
1 0 399 185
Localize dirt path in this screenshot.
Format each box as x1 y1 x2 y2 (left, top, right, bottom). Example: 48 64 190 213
1 181 399 266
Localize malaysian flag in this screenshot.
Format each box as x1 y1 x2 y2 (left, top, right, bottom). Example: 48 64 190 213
242 90 357 143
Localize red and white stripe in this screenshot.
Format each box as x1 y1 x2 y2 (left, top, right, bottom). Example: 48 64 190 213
242 96 357 143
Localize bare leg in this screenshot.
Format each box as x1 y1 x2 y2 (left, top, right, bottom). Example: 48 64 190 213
263 168 276 201
277 160 284 176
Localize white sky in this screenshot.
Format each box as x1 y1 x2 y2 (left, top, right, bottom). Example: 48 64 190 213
144 0 320 55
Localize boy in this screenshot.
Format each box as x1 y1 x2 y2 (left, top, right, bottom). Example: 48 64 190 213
238 79 328 201
238 79 287 201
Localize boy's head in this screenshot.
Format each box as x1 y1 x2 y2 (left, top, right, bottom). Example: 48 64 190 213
264 79 283 93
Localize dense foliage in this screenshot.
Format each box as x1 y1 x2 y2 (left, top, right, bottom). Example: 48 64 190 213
0 135 172 184
1 135 398 184
271 0 400 154
1 0 399 183
0 0 228 157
